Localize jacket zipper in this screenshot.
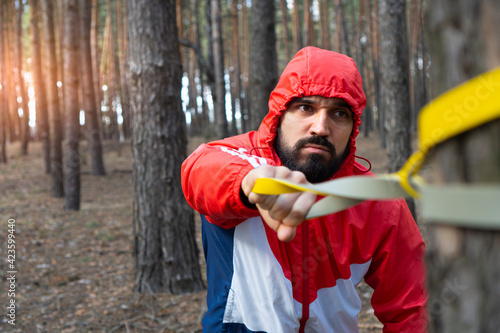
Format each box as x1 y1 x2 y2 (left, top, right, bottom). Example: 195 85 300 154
299 222 309 332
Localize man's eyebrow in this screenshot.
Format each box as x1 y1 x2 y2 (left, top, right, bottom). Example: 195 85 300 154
290 97 314 104
334 100 351 109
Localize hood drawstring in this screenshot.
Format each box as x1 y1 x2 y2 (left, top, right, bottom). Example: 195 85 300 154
350 155 372 173
249 146 270 155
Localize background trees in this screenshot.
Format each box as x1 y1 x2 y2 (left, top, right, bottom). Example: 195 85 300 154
3 5 500 331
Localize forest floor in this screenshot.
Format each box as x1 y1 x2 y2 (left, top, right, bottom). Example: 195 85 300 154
0 133 390 333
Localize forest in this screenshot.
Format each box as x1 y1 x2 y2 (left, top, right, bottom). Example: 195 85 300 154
1 0 500 332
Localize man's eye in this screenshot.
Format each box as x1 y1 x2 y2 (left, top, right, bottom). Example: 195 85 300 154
298 105 313 112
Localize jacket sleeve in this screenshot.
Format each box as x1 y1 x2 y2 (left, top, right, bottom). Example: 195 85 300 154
364 200 428 332
181 138 275 228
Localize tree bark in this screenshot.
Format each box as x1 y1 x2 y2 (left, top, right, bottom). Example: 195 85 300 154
41 0 64 197
249 0 277 131
17 1 30 155
319 0 331 50
425 1 500 331
90 0 102 131
5 3 20 142
378 0 414 215
211 0 228 139
30 0 50 173
63 0 81 210
378 0 411 173
106 0 120 141
116 0 131 139
128 0 204 294
303 0 315 46
230 0 243 136
279 0 291 61
334 0 350 56
292 0 302 53
80 0 106 176
0 2 7 163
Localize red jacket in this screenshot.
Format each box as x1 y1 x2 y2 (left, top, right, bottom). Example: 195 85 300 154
182 47 427 333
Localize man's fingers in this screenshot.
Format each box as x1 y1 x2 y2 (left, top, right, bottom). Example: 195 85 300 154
281 192 317 226
259 209 297 242
276 224 296 242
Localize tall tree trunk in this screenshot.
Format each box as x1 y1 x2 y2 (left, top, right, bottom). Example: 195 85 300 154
303 0 315 46
58 0 66 140
292 0 302 53
186 0 199 136
5 3 19 142
370 0 384 147
319 0 331 50
211 0 228 139
63 0 81 210
0 2 7 163
193 0 210 135
378 0 411 172
231 0 243 135
41 0 64 197
279 0 291 61
90 0 102 135
378 0 414 215
240 0 250 133
128 0 204 294
30 0 50 173
358 0 372 137
334 0 350 56
17 1 30 155
106 0 120 141
80 0 106 176
249 0 278 130
116 0 130 139
425 0 500 331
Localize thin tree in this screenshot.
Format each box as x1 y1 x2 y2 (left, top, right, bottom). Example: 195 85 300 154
0 2 7 164
230 0 243 135
128 0 204 294
90 0 102 131
279 0 291 61
5 2 19 142
80 0 106 176
211 0 228 139
292 0 302 53
41 0 64 197
105 0 120 141
30 0 50 173
303 0 315 46
16 1 30 155
334 0 350 56
63 0 81 210
240 0 250 132
116 0 130 139
319 0 331 50
248 0 278 130
426 0 500 331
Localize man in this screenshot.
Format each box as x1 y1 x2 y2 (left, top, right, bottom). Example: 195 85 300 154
182 47 427 332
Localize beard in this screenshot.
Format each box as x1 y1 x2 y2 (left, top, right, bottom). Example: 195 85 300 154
274 130 350 183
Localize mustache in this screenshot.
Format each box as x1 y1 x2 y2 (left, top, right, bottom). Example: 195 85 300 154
294 136 336 155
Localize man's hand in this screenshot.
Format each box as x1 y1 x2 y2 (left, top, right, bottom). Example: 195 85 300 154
241 165 317 242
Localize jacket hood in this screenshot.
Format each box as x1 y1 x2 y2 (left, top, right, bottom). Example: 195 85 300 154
257 47 367 171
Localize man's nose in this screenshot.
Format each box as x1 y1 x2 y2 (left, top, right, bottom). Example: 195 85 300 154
309 110 330 137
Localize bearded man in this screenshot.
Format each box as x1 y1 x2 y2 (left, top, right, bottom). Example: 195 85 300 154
181 47 428 333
